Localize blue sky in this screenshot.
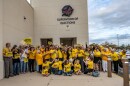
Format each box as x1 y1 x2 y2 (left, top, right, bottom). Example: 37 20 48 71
88 0 130 45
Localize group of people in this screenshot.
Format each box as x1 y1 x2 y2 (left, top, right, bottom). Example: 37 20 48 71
3 43 126 78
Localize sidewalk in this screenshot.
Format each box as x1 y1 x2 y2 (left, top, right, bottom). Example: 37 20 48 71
0 72 126 86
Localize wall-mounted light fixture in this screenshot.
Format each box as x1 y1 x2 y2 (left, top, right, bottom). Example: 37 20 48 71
24 16 26 20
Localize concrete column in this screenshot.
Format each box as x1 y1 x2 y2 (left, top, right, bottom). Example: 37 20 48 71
0 0 4 80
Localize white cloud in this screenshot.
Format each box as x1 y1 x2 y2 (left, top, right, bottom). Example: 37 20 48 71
88 0 130 45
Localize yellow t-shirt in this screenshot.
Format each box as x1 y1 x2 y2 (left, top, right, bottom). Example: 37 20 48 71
28 51 36 59
3 48 13 57
72 49 78 58
14 53 20 59
64 63 72 72
44 51 50 60
101 51 109 61
52 62 59 69
69 51 72 59
94 50 101 57
111 52 119 61
42 68 49 75
84 51 89 60
36 53 43 65
50 49 57 59
120 52 126 59
58 50 63 58
42 61 52 69
24 58 28 63
74 63 81 72
78 50 85 57
88 60 94 69
63 52 67 60
40 48 44 53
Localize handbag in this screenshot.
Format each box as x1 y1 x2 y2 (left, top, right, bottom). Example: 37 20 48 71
92 70 100 77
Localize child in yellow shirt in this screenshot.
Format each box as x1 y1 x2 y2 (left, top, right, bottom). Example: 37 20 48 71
51 59 59 75
42 60 52 77
74 60 81 75
84 57 94 74
64 60 73 76
42 66 50 77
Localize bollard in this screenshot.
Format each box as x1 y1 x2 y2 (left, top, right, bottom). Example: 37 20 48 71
123 60 129 86
99 61 102 71
107 57 112 77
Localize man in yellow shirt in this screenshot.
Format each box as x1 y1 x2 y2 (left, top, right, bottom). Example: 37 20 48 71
57 48 63 61
101 48 110 72
93 48 101 70
77 47 85 72
111 50 119 73
3 43 13 78
28 47 36 72
118 50 126 68
36 51 43 73
50 47 57 60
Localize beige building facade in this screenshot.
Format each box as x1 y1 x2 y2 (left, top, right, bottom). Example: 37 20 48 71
0 0 34 79
0 0 88 79
31 0 88 46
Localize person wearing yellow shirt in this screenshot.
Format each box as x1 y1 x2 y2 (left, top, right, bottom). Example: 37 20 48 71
62 50 67 61
71 47 78 59
28 47 36 72
57 60 63 75
101 48 110 72
84 57 94 74
43 47 50 61
12 47 20 75
119 50 126 59
118 50 126 68
64 60 73 76
111 50 119 74
50 47 57 60
84 48 90 61
42 66 50 77
77 47 85 72
36 51 43 73
3 43 13 78
51 59 59 75
42 60 52 76
57 48 63 61
74 60 81 75
93 48 101 70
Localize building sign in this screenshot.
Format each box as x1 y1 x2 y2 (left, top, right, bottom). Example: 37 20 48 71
57 5 78 25
62 5 73 17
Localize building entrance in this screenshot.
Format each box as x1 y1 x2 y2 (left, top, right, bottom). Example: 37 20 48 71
60 37 77 46
40 38 53 46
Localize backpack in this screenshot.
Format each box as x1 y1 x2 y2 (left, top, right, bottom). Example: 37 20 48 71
92 71 100 77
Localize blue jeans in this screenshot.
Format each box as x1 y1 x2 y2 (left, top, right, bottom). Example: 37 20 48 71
13 62 20 75
51 68 58 75
58 70 63 75
64 70 73 76
21 61 28 73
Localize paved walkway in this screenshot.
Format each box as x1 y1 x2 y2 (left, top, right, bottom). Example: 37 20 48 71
0 72 127 86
